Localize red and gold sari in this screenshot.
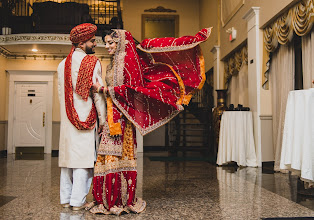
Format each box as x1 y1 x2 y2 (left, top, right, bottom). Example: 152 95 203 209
88 28 212 215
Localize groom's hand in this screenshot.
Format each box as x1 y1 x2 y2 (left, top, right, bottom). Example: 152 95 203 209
91 78 102 93
98 125 104 134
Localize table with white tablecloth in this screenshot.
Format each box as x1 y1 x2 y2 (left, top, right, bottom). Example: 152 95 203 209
280 89 314 182
216 111 258 167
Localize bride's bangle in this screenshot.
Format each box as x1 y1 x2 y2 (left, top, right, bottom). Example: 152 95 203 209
97 86 104 93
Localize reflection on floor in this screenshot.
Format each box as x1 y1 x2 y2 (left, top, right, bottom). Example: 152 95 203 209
0 152 314 219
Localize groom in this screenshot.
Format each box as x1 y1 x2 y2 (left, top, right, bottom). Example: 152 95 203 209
57 23 106 211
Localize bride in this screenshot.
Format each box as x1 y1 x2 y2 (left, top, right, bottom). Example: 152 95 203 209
88 27 212 215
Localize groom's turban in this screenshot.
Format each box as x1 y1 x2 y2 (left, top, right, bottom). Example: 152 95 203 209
70 23 97 43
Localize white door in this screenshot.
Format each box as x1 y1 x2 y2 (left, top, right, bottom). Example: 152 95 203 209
14 83 47 148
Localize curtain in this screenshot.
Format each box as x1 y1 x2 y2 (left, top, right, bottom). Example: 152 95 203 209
224 45 248 88
226 64 248 107
263 0 314 87
227 75 239 106
302 28 314 89
238 64 248 107
270 44 295 171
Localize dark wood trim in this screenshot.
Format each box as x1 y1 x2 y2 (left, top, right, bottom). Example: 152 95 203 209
144 146 167 151
262 161 274 167
144 6 177 13
51 150 59 157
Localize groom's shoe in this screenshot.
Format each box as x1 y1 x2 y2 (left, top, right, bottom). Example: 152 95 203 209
72 203 88 211
62 203 71 208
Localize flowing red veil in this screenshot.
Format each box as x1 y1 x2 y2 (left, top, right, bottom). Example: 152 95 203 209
107 28 212 135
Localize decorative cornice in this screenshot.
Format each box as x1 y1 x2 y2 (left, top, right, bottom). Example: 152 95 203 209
0 34 105 46
0 51 110 60
0 34 110 60
144 6 176 13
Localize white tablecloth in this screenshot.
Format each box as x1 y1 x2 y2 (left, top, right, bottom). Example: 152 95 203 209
216 111 257 167
280 89 314 182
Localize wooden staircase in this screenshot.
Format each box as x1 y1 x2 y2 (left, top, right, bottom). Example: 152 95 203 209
166 69 215 159
166 101 214 158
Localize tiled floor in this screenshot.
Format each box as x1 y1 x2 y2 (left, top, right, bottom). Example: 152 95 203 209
0 152 314 219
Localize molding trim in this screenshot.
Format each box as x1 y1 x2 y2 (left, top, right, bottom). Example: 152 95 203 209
221 0 245 27
144 6 176 13
0 34 104 46
0 34 110 60
260 115 272 120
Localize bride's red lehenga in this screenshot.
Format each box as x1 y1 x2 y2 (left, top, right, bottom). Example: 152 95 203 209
88 28 212 215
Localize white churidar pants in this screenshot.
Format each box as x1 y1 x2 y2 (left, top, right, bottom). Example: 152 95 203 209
60 167 93 207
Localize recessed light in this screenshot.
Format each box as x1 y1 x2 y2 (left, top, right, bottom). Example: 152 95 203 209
31 49 38 52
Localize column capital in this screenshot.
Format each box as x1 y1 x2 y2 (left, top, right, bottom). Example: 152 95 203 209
210 45 220 54
243 7 260 21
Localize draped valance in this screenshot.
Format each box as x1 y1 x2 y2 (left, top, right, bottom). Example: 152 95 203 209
263 0 314 87
224 44 248 87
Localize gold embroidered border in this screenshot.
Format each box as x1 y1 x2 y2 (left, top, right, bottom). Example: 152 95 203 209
94 159 137 176
136 28 212 53
107 28 214 135
183 46 206 105
113 30 127 87
108 86 184 136
154 62 185 105
89 198 146 215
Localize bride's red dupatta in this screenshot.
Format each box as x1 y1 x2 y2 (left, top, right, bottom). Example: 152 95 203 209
107 28 212 135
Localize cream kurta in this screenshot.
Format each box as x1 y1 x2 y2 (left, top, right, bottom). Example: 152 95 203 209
58 48 106 168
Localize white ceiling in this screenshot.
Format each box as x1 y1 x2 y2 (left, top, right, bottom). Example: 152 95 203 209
2 44 108 56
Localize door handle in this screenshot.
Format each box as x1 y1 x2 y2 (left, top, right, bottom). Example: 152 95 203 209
43 112 45 127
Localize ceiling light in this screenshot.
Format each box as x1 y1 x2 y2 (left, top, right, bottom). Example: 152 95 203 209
31 49 38 52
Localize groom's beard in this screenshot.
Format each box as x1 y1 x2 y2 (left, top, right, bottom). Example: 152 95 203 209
86 45 95 54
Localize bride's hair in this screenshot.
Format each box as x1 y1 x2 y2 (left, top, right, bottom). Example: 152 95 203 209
102 29 119 42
